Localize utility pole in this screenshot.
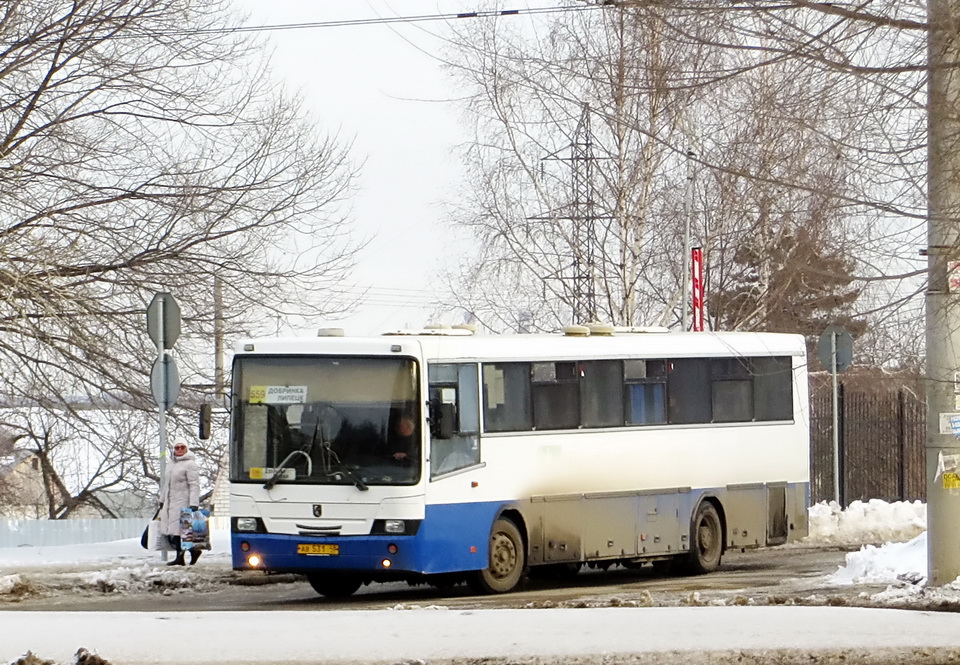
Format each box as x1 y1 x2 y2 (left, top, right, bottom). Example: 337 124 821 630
214 276 225 399
681 149 695 331
926 0 960 585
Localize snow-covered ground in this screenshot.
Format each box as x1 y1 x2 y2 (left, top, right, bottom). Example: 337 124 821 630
5 499 960 665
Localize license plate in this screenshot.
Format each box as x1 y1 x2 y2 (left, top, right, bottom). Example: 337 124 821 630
297 543 339 556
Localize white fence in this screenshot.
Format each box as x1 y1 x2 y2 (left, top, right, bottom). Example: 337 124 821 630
0 517 231 548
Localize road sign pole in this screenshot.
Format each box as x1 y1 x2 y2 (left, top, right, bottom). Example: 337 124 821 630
817 325 853 508
146 291 182 562
157 296 167 563
157 296 167 484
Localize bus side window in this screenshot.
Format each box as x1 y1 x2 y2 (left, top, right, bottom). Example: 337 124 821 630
752 356 794 421
711 357 753 422
624 359 667 425
668 358 711 424
482 363 532 432
531 361 579 430
429 363 481 477
580 360 623 427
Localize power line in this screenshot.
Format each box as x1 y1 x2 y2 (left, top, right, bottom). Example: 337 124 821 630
330 284 442 296
192 6 601 37
13 5 603 45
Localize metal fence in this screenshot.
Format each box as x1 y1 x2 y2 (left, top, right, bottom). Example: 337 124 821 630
0 516 231 549
810 377 926 506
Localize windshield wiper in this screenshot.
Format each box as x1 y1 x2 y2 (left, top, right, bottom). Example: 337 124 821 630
263 450 312 490
326 455 369 492
304 404 368 492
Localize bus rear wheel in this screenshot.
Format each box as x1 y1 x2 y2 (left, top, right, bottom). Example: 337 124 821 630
306 573 363 598
684 501 723 575
468 518 526 594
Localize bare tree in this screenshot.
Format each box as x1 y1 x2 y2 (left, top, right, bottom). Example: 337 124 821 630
0 0 361 406
611 0 928 357
438 4 872 338
443 6 717 331
0 0 362 514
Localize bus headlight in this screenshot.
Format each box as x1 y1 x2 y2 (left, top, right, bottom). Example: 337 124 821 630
384 520 405 534
247 554 262 567
236 517 258 532
371 519 420 535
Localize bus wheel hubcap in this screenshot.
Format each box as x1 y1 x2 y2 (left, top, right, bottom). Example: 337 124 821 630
491 533 517 578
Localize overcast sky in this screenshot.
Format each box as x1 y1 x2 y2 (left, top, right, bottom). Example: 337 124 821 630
228 1 471 335
229 1 584 337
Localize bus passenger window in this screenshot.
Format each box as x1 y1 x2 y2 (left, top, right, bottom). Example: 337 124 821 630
711 358 753 422
581 360 623 427
752 356 794 420
531 361 578 430
483 363 532 432
668 359 711 424
624 359 666 425
429 363 481 477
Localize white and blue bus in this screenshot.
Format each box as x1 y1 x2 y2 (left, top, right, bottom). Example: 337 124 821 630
228 326 809 597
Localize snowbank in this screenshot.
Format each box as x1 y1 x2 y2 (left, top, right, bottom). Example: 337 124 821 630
807 499 926 546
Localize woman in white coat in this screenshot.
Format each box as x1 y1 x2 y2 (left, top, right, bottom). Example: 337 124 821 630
159 440 201 565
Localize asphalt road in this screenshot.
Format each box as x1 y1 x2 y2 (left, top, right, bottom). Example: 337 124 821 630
1 545 887 612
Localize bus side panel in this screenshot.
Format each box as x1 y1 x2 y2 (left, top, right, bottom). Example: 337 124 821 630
416 500 504 574
581 493 640 559
637 492 683 558
718 481 810 549
528 495 583 565
786 482 809 541
528 490 691 566
724 486 768 548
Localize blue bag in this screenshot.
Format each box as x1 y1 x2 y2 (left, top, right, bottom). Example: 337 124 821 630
179 507 211 550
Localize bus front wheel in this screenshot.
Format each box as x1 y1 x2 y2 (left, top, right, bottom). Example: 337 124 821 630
306 573 363 598
469 518 526 594
684 501 723 575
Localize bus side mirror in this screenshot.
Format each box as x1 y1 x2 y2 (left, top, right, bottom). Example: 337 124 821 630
430 400 456 440
199 403 213 440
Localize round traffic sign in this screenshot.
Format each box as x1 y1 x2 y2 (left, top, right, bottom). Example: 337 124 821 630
150 354 180 411
817 325 853 373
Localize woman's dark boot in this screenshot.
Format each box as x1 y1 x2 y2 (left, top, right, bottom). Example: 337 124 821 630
166 535 184 565
189 549 201 565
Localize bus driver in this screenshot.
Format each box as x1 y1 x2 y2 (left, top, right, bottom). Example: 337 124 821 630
390 413 416 462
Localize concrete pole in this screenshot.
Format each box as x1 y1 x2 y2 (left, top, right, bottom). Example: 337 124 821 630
926 0 960 585
214 276 225 400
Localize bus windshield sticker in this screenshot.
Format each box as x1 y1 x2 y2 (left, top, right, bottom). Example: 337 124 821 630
249 385 308 404
249 467 295 481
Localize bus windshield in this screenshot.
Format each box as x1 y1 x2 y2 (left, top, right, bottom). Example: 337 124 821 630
230 356 421 487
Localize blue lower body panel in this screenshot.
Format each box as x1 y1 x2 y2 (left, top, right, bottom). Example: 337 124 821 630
233 500 504 577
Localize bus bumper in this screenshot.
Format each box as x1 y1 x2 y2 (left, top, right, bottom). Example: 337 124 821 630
231 532 422 574
232 501 504 575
